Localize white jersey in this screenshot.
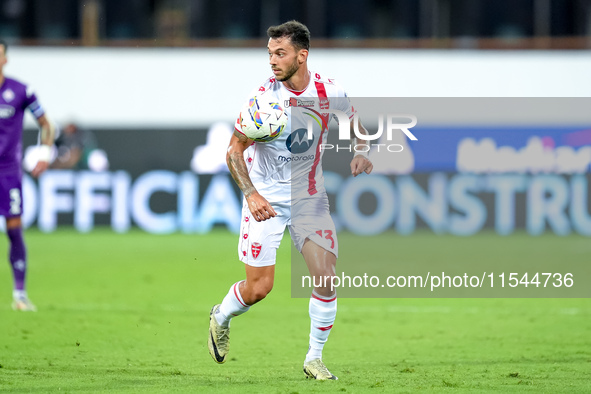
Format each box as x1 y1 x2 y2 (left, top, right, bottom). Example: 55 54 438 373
234 71 355 204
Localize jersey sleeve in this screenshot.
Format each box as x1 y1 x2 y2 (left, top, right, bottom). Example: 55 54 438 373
331 81 355 123
23 85 45 119
234 114 245 135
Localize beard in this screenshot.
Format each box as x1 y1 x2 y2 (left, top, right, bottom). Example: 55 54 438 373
277 58 299 82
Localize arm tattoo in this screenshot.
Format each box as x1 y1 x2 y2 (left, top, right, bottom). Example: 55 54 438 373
228 152 256 198
227 130 256 198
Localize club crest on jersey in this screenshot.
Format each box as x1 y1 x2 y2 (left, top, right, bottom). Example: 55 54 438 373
251 242 262 259
286 128 314 154
2 89 15 102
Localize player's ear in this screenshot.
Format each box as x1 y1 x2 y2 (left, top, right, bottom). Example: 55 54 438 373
298 49 308 64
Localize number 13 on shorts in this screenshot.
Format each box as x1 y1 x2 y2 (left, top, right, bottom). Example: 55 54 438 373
315 230 335 249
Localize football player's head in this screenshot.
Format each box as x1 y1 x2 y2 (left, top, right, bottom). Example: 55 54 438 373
267 20 310 51
267 21 310 82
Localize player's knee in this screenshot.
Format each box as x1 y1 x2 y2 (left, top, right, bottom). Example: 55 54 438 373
252 281 273 302
6 216 22 229
316 272 335 285
243 280 273 304
312 273 337 294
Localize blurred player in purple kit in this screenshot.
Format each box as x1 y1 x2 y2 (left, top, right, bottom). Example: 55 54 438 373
0 39 55 311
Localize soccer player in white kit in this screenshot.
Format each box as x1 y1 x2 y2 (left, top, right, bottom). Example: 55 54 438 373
208 21 373 380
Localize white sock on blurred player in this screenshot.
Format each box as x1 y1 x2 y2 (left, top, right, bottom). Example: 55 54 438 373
305 290 337 363
216 281 250 327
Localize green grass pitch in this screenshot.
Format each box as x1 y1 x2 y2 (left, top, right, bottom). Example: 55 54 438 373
0 229 590 393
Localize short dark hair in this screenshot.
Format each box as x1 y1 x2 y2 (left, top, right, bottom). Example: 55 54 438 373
267 20 310 51
0 39 7 53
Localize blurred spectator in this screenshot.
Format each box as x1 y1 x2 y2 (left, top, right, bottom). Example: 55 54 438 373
190 121 232 174
50 122 109 171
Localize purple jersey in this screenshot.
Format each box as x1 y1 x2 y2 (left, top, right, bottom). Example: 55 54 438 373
0 77 45 174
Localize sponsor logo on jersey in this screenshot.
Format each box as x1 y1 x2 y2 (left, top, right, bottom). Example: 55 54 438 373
277 154 315 162
286 128 314 154
251 242 262 258
2 89 15 102
0 105 15 119
284 98 315 108
319 97 329 110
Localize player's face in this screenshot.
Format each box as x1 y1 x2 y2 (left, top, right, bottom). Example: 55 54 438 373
268 38 301 82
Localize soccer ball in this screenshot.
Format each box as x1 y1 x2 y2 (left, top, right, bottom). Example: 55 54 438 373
239 96 288 142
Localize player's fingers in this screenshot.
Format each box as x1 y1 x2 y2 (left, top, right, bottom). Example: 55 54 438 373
351 160 359 175
249 206 262 222
258 207 271 220
32 162 49 178
351 162 360 176
365 162 373 174
267 205 277 217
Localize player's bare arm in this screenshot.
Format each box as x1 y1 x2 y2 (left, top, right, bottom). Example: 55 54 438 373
31 114 55 178
226 129 277 222
349 118 373 177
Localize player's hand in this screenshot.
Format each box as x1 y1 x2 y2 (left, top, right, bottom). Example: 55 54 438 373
31 161 49 178
350 155 373 177
246 192 277 222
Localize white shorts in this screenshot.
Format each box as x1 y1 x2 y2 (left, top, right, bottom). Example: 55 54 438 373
238 195 338 267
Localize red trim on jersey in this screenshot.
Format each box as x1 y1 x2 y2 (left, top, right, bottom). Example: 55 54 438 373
308 81 330 196
311 293 337 303
285 86 308 96
240 209 252 259
317 325 333 331
248 143 257 174
233 282 248 307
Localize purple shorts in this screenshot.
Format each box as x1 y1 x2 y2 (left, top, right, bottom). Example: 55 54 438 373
0 173 23 217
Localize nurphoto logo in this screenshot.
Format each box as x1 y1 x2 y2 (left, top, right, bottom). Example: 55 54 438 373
313 110 418 153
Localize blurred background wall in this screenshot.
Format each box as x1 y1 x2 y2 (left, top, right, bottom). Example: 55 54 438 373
2 0 590 235
2 0 591 48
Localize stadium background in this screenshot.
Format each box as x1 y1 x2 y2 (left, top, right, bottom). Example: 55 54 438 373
2 1 591 392
7 0 591 234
